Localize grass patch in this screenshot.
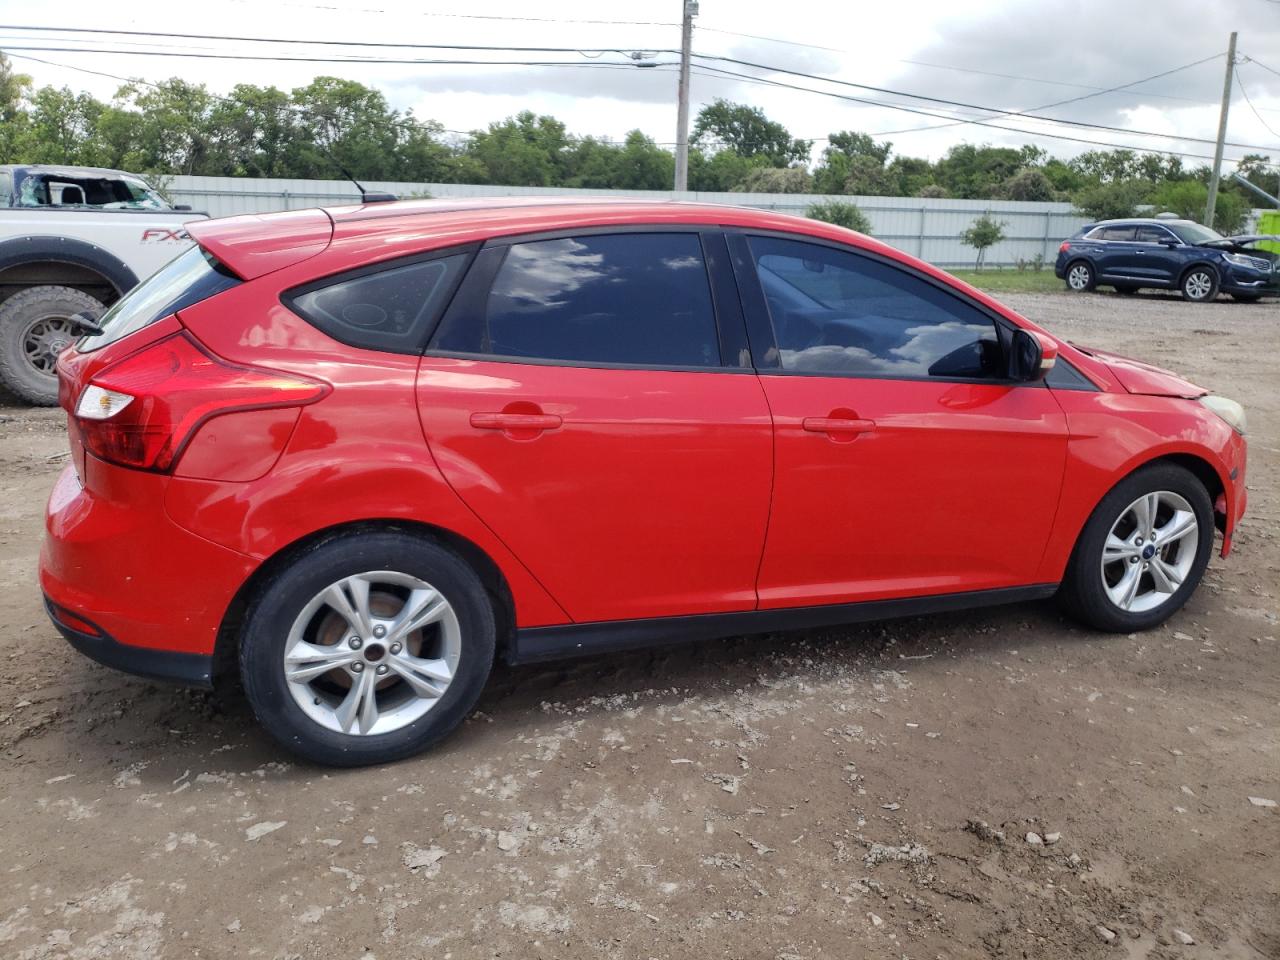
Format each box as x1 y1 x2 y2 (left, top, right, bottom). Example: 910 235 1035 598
944 269 1065 294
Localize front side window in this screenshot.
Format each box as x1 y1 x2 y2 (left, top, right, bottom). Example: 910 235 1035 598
1136 225 1176 243
432 233 720 368
748 235 1001 379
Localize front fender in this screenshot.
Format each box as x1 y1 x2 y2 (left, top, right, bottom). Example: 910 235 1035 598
1036 391 1244 580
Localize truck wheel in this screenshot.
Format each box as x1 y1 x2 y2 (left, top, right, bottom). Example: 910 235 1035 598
0 286 102 405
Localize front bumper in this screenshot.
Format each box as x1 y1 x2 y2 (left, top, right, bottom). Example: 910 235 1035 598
40 461 257 687
1221 266 1280 296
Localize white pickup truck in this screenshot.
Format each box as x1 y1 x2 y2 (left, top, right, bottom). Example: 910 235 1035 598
0 165 206 404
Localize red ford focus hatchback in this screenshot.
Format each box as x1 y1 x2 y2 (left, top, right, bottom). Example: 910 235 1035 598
42 198 1247 766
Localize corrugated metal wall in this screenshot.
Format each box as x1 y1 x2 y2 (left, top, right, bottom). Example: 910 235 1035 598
166 174 1093 267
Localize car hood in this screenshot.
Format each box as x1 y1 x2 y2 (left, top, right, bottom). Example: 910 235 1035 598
1072 345 1208 398
1198 234 1280 252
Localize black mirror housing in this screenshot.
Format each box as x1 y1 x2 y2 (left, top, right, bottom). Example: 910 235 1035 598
1008 329 1046 381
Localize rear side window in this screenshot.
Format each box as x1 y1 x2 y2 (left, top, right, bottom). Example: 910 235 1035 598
286 252 472 354
1095 225 1136 241
79 245 240 353
432 233 720 368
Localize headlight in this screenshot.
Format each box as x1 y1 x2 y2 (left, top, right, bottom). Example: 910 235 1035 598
1223 252 1269 271
1199 395 1246 435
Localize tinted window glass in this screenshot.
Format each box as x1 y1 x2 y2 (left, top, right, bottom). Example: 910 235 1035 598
1168 222 1223 244
1136 225 1175 243
748 236 1000 379
433 233 719 368
1098 225 1136 241
78 246 240 354
288 253 470 354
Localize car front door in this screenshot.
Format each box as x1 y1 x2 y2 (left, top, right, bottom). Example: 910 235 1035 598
730 233 1070 609
1124 224 1182 284
417 230 773 623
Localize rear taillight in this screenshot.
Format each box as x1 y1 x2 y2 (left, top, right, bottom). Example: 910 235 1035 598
1059 241 1071 254
74 332 329 472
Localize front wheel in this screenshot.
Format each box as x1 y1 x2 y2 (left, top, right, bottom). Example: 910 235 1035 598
1059 464 1213 632
1065 261 1095 292
239 530 497 766
1180 267 1218 302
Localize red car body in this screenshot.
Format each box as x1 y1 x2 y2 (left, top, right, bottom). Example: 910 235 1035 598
41 199 1247 686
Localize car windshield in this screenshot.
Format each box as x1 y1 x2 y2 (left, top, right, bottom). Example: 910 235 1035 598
1167 222 1225 245
15 172 170 210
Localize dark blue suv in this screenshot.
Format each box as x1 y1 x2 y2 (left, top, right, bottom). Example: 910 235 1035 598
1054 218 1279 302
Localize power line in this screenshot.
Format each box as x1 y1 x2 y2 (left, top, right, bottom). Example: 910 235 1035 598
691 52 1276 151
0 23 676 56
1235 68 1280 142
687 62 1253 164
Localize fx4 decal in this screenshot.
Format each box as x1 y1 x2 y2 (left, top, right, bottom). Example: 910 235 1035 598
141 227 190 243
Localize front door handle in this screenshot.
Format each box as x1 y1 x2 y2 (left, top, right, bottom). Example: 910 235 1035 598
802 416 876 442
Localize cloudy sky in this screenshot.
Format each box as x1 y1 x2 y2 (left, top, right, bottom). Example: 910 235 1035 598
2 0 1278 171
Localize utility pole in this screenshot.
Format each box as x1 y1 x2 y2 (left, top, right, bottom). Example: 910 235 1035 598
674 0 697 193
1205 31 1237 230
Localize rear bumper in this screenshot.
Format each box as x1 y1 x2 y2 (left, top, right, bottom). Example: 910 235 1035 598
45 598 214 687
39 461 257 685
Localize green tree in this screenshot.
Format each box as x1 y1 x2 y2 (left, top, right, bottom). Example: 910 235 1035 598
934 144 1025 198
692 99 809 166
735 166 811 193
812 131 892 194
13 86 107 166
463 111 569 186
1072 180 1150 221
688 146 765 192
0 51 31 162
806 200 872 233
997 168 1056 202
112 79 217 175
1151 180 1249 233
205 84 300 177
960 213 1006 270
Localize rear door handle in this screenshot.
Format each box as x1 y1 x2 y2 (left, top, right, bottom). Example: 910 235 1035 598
802 417 876 441
470 412 563 432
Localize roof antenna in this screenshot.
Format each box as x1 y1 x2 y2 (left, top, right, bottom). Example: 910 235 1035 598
327 150 398 205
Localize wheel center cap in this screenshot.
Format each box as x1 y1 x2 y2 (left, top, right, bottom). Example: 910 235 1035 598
363 642 387 662
1141 544 1156 560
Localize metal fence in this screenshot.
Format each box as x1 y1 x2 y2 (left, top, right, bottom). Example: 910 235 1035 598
164 174 1115 268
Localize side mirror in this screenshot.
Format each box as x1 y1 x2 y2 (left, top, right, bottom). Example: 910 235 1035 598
1009 329 1057 381
1160 238 1179 248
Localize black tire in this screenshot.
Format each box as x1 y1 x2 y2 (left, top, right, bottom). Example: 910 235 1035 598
1059 463 1214 633
239 530 497 767
1179 266 1219 303
1230 294 1262 304
1064 260 1096 293
1114 284 1140 295
0 285 102 405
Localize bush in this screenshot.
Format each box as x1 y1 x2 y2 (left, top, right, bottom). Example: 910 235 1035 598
805 200 872 234
734 166 812 194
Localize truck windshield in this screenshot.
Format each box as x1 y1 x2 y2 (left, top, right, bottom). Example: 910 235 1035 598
15 172 170 210
78 247 241 353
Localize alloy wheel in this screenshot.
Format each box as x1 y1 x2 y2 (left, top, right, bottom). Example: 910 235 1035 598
1099 491 1199 613
282 571 461 736
1067 264 1092 290
1183 271 1214 301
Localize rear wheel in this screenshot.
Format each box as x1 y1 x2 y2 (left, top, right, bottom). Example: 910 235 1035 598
239 530 496 766
0 285 102 405
1059 464 1213 632
1065 261 1095 292
1179 267 1218 302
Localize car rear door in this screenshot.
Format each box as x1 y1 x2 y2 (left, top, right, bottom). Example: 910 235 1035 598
417 229 773 624
729 232 1070 609
1092 224 1137 280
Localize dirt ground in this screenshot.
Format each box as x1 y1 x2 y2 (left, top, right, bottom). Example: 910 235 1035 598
0 289 1276 960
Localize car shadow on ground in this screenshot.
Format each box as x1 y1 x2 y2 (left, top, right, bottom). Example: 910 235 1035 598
35 596 1093 783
